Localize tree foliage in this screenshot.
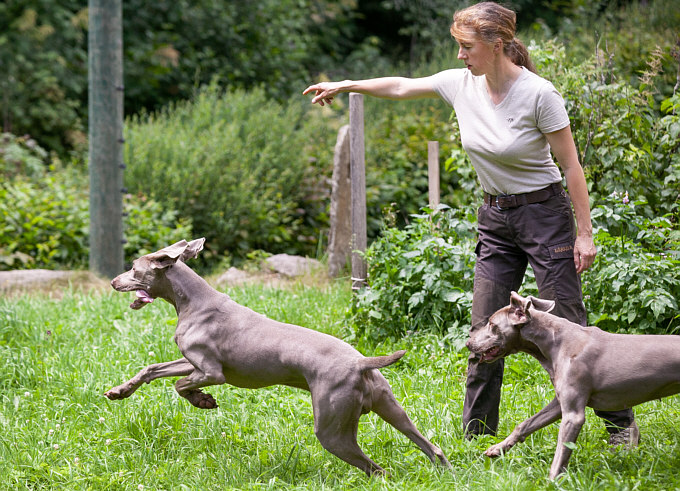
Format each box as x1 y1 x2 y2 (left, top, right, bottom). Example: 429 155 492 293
1 0 677 156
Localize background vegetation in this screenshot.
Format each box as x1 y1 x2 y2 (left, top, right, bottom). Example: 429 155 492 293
1 0 679 335
1 2 679 487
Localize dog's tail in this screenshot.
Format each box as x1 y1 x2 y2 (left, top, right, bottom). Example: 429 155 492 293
358 350 406 372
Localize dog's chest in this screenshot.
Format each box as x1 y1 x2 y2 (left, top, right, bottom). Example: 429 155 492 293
173 312 224 350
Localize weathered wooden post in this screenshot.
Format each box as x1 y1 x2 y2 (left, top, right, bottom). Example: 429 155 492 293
328 125 351 278
428 140 440 209
349 94 367 290
88 0 124 277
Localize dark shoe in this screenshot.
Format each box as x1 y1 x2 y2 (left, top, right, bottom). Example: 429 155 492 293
608 421 640 449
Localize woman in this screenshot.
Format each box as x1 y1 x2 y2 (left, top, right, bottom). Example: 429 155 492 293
303 2 637 446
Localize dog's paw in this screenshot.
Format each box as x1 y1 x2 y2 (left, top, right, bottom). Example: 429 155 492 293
104 386 129 400
484 444 507 458
185 390 218 409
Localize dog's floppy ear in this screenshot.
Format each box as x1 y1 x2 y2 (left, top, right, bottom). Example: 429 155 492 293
508 291 532 326
144 240 187 269
147 238 205 269
180 238 205 262
527 295 555 313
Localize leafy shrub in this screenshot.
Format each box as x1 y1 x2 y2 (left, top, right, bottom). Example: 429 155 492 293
350 192 680 344
122 195 193 261
549 0 680 99
0 171 88 270
124 82 335 262
0 134 193 270
0 133 47 179
361 103 471 234
348 205 476 346
584 193 680 334
533 42 680 218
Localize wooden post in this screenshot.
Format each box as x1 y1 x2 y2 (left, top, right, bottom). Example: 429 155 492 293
349 93 367 290
327 125 351 278
428 140 440 210
88 0 124 277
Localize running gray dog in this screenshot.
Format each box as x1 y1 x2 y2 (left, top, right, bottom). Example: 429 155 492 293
105 238 450 476
466 291 680 479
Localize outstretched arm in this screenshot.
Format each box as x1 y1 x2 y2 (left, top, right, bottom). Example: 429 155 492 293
303 77 438 106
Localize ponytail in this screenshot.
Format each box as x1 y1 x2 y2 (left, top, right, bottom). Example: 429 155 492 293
507 37 536 73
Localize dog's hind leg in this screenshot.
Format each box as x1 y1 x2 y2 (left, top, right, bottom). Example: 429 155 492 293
369 373 451 469
105 358 195 400
310 381 386 477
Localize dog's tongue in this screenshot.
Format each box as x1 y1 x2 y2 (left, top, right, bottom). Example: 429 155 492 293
130 290 154 310
479 346 501 363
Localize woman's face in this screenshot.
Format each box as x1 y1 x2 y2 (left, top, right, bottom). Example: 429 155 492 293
455 31 495 76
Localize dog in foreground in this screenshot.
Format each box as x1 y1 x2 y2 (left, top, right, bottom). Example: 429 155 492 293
466 291 680 479
105 238 450 476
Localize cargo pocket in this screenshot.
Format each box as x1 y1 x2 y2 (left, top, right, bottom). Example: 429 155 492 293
546 241 574 260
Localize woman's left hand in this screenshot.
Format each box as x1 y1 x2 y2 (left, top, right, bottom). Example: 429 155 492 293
574 234 597 274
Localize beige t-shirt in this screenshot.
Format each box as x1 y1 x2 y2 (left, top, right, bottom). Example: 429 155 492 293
428 67 569 195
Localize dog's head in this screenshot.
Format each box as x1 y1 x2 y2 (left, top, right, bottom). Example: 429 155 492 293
466 291 555 363
111 238 205 309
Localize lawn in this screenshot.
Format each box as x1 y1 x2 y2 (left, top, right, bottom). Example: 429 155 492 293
1 280 679 490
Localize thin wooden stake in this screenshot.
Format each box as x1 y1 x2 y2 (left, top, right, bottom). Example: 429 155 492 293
349 93 367 290
428 141 440 210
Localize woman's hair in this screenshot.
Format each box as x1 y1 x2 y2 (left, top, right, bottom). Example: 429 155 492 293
450 2 536 73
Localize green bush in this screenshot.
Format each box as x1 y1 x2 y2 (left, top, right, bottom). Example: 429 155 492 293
361 102 471 235
0 134 193 270
533 42 680 218
350 194 680 343
584 193 680 334
124 82 335 262
348 206 476 346
0 133 47 179
0 171 88 269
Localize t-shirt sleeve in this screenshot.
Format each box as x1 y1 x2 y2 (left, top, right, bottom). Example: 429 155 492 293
427 69 467 107
536 83 570 133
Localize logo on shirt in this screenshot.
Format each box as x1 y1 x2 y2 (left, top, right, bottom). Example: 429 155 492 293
507 118 514 123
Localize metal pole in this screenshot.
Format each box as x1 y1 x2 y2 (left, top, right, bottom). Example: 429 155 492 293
88 0 124 277
349 93 367 290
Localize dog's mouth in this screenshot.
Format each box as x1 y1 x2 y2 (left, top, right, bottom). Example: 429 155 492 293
477 346 502 363
130 290 154 310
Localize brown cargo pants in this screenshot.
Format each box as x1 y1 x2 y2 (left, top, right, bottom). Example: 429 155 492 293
462 185 635 436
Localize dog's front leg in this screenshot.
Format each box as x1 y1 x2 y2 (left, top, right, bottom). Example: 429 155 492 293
549 394 587 479
486 396 562 457
174 360 226 409
105 358 195 400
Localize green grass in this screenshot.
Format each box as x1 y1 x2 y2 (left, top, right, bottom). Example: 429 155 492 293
1 282 679 490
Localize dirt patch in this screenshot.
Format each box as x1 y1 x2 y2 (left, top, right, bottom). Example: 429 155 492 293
0 269 111 299
213 255 328 289
0 256 333 298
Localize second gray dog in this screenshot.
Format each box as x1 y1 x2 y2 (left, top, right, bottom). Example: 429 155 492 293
466 291 680 479
105 238 450 476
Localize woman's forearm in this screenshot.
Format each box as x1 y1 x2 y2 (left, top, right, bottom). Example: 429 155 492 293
303 77 436 105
